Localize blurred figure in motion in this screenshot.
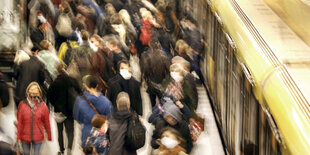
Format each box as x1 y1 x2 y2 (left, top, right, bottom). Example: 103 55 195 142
16 82 52 155
108 92 136 155
0 73 14 155
73 75 112 146
153 127 188 155
14 46 47 107
47 62 81 155
38 40 60 81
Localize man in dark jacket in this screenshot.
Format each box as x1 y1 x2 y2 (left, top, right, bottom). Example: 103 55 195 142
14 46 47 106
107 60 142 116
47 63 81 155
108 92 136 155
150 101 193 153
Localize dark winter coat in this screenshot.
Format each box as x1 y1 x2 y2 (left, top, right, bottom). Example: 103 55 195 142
17 99 52 143
73 91 112 143
108 110 136 155
47 73 81 119
107 74 142 115
15 56 46 103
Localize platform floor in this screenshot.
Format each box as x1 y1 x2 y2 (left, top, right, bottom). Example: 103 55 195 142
0 81 224 155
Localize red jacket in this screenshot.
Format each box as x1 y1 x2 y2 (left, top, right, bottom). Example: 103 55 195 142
17 100 52 143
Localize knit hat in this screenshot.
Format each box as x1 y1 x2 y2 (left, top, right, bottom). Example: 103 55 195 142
162 98 183 123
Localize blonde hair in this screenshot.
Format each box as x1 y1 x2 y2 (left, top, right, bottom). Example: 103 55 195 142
116 92 130 111
119 9 131 24
105 3 116 15
175 40 193 60
140 8 153 21
170 63 186 77
26 82 42 97
40 40 50 50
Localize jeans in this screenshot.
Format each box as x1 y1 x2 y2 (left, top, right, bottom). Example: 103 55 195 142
22 142 42 155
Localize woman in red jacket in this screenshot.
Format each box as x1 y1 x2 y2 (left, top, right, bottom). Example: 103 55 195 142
17 82 51 155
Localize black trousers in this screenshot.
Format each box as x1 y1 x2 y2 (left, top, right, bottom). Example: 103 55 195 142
57 118 74 152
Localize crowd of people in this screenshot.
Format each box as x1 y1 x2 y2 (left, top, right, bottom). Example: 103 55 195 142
0 0 207 154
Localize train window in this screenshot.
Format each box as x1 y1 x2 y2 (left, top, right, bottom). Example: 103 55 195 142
259 107 281 155
241 83 259 155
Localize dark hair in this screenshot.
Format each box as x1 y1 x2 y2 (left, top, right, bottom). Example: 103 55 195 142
91 115 106 128
84 75 100 89
31 45 41 53
118 59 130 70
160 127 186 148
83 143 95 155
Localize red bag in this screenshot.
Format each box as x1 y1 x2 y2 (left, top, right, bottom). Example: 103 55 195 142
189 119 203 142
139 26 152 46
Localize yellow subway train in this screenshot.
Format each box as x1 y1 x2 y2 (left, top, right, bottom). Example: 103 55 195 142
184 0 310 154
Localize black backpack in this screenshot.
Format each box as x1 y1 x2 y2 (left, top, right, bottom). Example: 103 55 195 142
63 41 72 65
125 112 146 151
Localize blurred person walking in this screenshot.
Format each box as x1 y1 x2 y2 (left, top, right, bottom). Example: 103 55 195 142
47 63 82 155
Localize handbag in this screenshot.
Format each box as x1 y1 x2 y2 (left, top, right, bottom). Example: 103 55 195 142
189 113 205 142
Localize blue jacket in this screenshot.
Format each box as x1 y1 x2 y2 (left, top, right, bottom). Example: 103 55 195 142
73 91 112 143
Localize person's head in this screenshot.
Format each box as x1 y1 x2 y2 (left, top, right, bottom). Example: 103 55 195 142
26 82 42 103
170 63 186 83
171 56 191 72
175 40 190 56
37 11 46 25
119 9 131 24
39 40 50 50
106 39 120 51
91 115 107 129
82 75 100 92
163 101 182 125
83 143 98 155
119 60 132 80
105 3 116 16
116 92 130 111
110 14 123 25
158 127 185 149
81 29 90 41
57 61 67 74
90 34 104 51
31 45 41 56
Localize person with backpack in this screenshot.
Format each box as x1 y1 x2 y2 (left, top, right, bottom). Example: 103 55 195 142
108 92 145 155
58 32 79 66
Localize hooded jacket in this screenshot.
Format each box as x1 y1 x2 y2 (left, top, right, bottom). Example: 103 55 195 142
108 110 136 155
17 99 52 143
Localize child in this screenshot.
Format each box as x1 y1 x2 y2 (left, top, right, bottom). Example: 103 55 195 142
84 115 109 155
153 127 188 155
